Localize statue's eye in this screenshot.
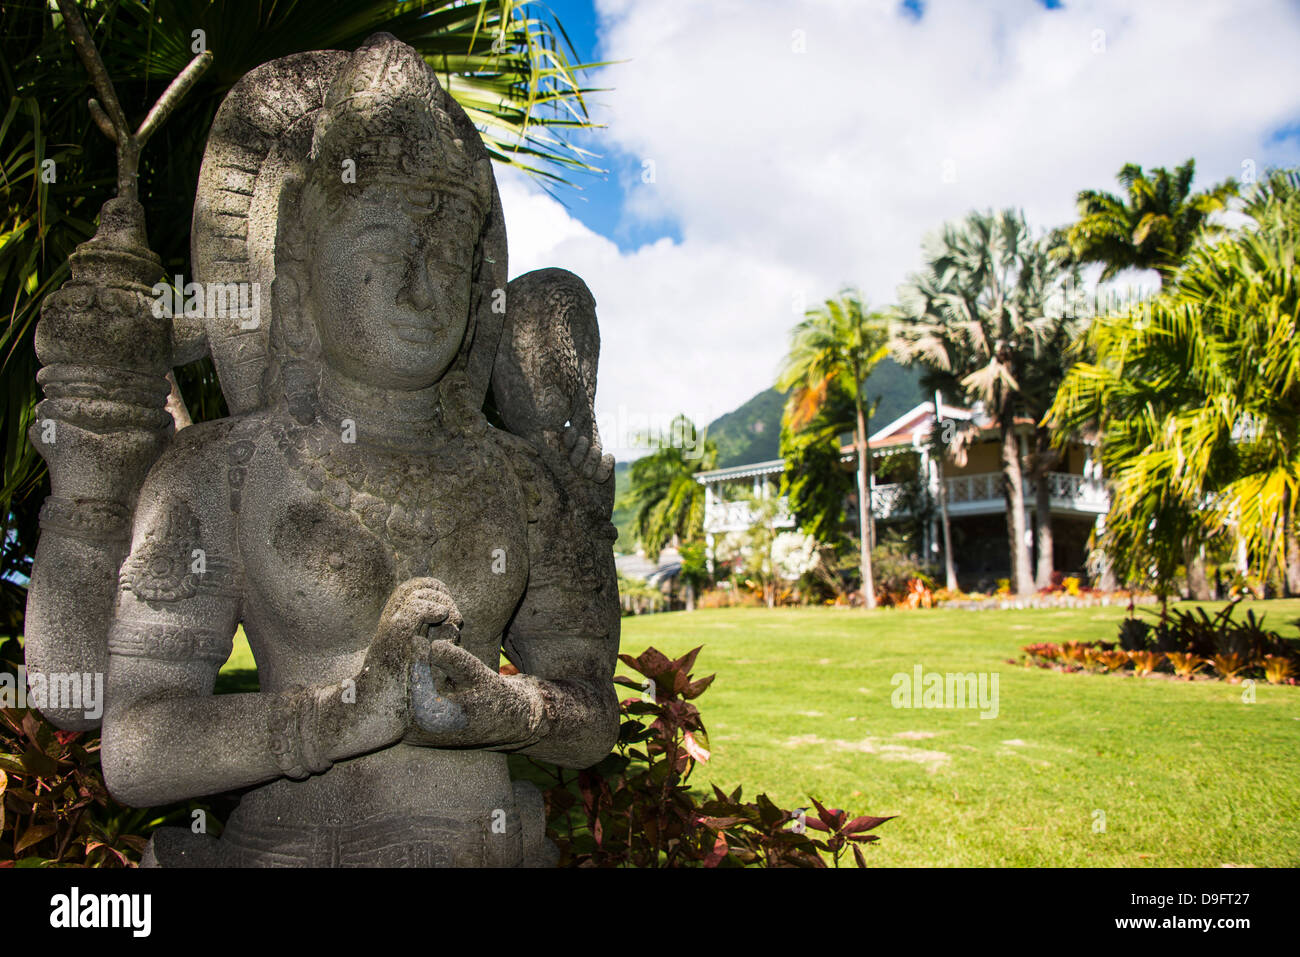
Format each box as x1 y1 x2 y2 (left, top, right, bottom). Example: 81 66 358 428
357 224 410 264
361 244 404 265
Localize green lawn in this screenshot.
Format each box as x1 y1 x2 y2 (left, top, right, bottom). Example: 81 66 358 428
220 600 1300 866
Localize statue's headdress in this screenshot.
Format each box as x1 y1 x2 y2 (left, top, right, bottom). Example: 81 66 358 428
305 33 494 225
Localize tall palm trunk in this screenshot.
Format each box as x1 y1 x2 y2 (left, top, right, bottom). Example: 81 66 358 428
865 405 877 552
1183 539 1211 601
1033 429 1057 590
999 407 1034 596
936 455 957 591
934 393 957 590
1034 474 1053 590
1284 487 1300 597
855 393 877 608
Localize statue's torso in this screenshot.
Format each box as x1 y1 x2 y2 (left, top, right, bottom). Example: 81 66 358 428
236 412 531 683
213 411 538 863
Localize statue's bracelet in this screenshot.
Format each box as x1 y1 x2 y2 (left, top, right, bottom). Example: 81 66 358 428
268 686 334 780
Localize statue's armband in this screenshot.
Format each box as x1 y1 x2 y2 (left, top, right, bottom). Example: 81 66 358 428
107 432 244 698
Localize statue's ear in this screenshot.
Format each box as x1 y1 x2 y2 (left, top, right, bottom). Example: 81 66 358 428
460 169 508 412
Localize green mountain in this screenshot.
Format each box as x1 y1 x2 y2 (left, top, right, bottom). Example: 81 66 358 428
706 388 787 467
861 357 928 434
705 358 925 468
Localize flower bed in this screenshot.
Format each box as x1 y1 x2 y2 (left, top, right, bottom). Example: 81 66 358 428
1018 602 1300 684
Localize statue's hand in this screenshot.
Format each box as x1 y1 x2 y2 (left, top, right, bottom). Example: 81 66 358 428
402 642 541 750
349 578 462 752
560 423 614 485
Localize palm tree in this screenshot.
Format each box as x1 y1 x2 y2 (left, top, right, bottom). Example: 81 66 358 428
1048 168 1300 599
778 379 855 545
623 415 718 562
1059 158 1238 597
777 290 890 608
0 0 602 625
895 209 1078 597
1061 159 1238 285
1045 302 1217 609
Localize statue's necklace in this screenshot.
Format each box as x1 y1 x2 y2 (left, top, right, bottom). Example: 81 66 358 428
273 419 483 577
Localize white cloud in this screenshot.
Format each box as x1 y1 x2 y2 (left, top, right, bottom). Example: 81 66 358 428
495 0 1300 459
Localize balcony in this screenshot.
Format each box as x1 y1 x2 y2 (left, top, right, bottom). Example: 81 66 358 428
875 471 1109 519
702 471 1109 534
702 498 797 535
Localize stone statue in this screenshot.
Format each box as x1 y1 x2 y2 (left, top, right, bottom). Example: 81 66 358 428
26 31 620 867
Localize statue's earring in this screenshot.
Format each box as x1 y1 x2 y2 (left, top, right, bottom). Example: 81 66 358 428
272 263 320 426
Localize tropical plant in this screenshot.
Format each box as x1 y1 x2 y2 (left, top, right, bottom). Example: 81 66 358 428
1048 168 1300 597
894 209 1079 595
1053 159 1238 597
737 489 786 609
614 572 666 616
777 289 890 607
1059 159 1238 284
1261 655 1296 685
1127 650 1163 677
675 540 709 611
1166 652 1206 679
1095 649 1129 672
869 528 934 607
622 415 718 561
526 645 893 867
1023 634 1300 685
1209 652 1249 682
778 377 855 545
1 0 604 626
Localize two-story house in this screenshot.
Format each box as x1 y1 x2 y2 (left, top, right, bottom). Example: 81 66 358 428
695 399 1109 588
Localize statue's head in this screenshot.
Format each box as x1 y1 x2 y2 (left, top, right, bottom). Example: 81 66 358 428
269 34 501 422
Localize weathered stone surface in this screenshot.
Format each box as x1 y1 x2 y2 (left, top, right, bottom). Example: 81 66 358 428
26 33 619 866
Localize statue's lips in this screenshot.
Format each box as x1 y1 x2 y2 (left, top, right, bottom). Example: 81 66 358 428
386 316 441 344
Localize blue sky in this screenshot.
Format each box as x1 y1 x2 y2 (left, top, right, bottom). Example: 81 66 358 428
497 0 1300 458
529 0 681 250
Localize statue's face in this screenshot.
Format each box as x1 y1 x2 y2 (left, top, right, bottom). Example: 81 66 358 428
309 191 473 390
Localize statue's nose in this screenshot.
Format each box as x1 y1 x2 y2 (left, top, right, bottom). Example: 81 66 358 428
398 255 435 310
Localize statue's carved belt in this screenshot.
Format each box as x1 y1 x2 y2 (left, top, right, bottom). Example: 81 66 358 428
146 809 529 868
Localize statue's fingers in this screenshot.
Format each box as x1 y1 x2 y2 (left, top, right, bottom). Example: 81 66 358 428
425 640 488 685
595 453 614 484
568 434 591 469
583 441 603 477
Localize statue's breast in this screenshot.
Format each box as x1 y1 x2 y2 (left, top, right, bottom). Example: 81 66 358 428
235 422 529 673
